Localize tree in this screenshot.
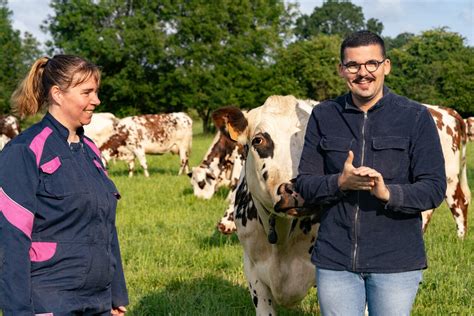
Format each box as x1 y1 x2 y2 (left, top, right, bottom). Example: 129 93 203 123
44 0 171 116
268 34 346 101
366 18 383 35
0 0 41 114
384 32 414 50
44 0 292 132
161 0 292 132
294 0 382 39
387 28 474 116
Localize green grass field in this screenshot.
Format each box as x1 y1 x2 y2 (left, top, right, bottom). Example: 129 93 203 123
110 126 473 315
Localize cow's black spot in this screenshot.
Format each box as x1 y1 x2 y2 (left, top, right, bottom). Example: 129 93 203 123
235 176 258 227
300 217 313 234
262 171 268 181
253 132 274 159
253 295 258 307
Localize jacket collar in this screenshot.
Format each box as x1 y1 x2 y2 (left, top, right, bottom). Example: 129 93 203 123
43 112 85 142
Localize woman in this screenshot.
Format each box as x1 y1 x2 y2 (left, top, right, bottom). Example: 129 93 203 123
0 55 128 315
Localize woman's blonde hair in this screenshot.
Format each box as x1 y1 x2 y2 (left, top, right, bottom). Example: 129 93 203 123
11 55 101 118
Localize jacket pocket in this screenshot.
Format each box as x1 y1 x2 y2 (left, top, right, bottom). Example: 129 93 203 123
320 136 353 174
30 242 90 290
372 137 409 180
38 156 88 199
29 242 57 262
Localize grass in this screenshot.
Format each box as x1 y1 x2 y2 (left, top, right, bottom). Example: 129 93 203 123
1 123 472 315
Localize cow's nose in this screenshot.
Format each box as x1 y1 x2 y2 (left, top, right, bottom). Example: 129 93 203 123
277 182 295 196
198 180 206 189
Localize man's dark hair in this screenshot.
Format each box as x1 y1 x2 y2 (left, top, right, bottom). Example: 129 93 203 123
340 30 386 62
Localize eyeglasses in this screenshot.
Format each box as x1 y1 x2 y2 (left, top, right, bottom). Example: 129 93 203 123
343 59 386 74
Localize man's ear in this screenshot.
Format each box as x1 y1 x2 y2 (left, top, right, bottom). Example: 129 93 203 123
337 63 345 77
384 59 391 75
50 85 63 105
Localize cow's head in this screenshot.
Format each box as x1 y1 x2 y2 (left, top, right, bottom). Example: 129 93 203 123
188 166 218 199
213 95 316 217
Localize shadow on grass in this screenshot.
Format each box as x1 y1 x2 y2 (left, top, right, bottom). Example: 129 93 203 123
108 166 180 177
181 184 230 199
129 275 253 316
129 275 316 316
199 229 240 248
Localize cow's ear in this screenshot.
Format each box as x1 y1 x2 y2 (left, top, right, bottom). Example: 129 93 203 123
227 123 240 142
212 106 248 142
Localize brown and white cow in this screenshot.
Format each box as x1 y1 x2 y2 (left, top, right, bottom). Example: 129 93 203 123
83 112 119 147
100 113 192 177
212 95 320 315
422 105 470 238
188 130 245 199
465 117 474 142
0 115 21 150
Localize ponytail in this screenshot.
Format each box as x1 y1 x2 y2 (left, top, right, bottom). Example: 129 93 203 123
11 57 49 118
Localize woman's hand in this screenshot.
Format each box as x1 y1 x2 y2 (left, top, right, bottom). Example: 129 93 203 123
111 306 127 315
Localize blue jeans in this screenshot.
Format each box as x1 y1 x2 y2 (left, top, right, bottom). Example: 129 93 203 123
316 268 423 316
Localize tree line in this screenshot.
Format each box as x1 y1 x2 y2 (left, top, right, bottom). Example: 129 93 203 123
1 0 472 132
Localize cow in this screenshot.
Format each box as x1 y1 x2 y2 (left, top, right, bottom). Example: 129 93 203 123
212 95 320 315
465 116 474 142
188 130 245 199
0 115 21 150
83 112 119 147
100 113 192 177
422 105 470 238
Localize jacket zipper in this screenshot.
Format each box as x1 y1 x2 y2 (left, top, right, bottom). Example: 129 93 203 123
353 111 368 271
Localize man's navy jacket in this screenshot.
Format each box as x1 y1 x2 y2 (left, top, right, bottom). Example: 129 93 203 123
296 88 446 273
0 113 128 315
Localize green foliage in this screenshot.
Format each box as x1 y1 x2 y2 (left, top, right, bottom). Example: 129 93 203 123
269 34 346 101
294 0 382 39
44 0 291 132
0 0 41 114
162 0 291 132
45 0 170 115
384 32 415 50
387 28 474 116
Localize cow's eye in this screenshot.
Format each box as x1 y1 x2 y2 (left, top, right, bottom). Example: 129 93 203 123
252 135 264 146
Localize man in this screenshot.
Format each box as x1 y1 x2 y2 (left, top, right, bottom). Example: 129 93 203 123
295 31 446 315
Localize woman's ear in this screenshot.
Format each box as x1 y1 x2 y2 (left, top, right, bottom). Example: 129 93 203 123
50 85 63 105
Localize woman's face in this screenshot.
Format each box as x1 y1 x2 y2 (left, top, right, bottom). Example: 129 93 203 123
54 74 101 131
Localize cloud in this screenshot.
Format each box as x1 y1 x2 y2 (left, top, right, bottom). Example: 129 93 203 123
9 0 53 43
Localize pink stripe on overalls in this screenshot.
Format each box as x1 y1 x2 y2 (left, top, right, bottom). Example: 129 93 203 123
0 188 34 238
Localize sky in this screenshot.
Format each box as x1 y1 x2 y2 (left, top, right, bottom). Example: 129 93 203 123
7 0 474 47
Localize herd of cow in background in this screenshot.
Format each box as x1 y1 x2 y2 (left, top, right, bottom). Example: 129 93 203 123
0 96 472 314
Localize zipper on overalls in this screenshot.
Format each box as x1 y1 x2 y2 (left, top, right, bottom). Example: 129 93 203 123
353 111 368 271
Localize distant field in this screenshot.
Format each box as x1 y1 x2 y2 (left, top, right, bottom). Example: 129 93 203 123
1 125 472 315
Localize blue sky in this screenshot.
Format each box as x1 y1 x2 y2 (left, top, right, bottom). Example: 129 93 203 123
8 0 474 47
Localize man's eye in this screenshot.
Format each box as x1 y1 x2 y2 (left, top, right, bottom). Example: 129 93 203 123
366 61 378 66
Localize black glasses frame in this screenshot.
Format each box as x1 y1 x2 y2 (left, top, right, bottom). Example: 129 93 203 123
343 59 386 74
